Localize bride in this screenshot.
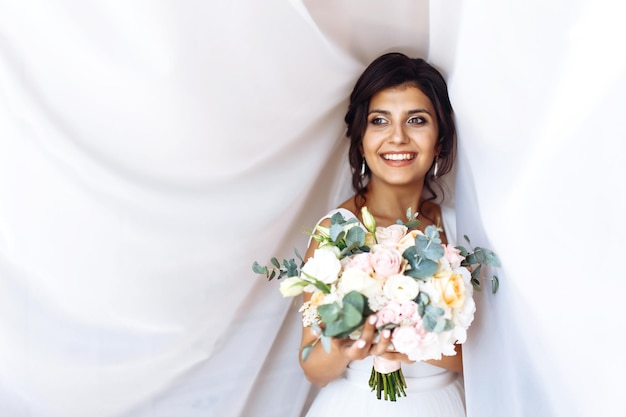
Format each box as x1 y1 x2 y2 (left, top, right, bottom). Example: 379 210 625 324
301 52 466 417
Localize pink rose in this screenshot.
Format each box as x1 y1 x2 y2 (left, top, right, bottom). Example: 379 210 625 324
370 245 403 278
341 252 373 274
391 325 422 354
443 244 464 269
375 300 403 326
376 224 408 246
399 301 419 322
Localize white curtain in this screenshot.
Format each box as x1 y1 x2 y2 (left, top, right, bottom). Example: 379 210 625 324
1 1 624 416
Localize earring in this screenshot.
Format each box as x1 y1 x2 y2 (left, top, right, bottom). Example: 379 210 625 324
360 159 367 178
433 158 439 178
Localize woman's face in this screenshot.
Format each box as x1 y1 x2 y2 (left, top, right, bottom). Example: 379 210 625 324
362 84 440 188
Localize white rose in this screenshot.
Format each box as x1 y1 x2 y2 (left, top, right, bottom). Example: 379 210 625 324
338 267 383 299
383 274 420 303
301 247 342 284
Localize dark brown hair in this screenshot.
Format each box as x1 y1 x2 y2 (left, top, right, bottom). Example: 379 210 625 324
344 52 457 209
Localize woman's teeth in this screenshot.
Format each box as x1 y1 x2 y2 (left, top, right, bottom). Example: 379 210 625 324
382 153 415 161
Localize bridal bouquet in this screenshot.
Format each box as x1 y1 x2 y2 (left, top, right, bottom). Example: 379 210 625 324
252 207 500 401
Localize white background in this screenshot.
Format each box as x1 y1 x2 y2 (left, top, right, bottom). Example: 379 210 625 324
1 1 625 416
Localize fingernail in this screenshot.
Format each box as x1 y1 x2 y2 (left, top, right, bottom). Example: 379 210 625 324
382 329 391 339
356 340 366 349
368 316 377 325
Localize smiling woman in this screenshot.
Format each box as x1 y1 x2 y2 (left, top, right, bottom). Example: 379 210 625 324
298 52 466 417
362 85 440 190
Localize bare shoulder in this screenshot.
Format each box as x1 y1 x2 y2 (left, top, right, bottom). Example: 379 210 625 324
338 196 358 214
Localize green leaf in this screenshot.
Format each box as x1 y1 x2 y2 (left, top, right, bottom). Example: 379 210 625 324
318 291 368 338
403 245 439 279
345 227 366 248
482 249 502 267
341 302 363 329
318 302 341 323
329 223 345 243
343 290 366 312
320 334 331 353
301 344 313 361
422 305 445 332
252 261 268 275
285 259 299 277
471 264 482 282
294 248 304 264
271 257 280 269
414 233 444 261
491 276 500 293
455 245 469 257
330 211 346 225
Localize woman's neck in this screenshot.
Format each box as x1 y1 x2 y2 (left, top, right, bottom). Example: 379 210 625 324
361 181 425 227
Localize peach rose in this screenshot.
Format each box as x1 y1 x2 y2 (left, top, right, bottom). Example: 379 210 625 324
432 269 466 309
396 229 424 254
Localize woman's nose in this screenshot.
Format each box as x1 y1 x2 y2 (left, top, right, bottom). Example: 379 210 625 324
389 124 409 144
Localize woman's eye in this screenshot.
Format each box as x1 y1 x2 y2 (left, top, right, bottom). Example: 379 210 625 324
370 117 387 125
408 116 426 124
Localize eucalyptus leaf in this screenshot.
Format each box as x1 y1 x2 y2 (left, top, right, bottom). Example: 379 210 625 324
318 302 341 323
330 211 346 225
483 250 502 267
424 225 442 243
252 262 267 275
341 302 364 329
301 345 313 361
320 334 331 353
491 276 500 293
294 247 304 264
343 290 366 312
422 305 445 332
414 234 444 261
404 258 438 279
329 224 345 243
455 245 469 257
271 257 281 269
345 227 366 248
471 264 482 281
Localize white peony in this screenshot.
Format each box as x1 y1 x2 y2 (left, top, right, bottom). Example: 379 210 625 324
383 274 420 303
338 267 383 299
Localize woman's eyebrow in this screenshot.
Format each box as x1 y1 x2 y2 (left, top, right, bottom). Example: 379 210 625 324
368 108 432 115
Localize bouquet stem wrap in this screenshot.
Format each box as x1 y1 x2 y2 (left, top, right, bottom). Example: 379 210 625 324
369 357 406 401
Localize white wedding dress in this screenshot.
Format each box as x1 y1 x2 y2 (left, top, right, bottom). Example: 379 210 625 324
303 208 467 417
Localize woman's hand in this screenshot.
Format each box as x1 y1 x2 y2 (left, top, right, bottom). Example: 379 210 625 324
334 315 415 364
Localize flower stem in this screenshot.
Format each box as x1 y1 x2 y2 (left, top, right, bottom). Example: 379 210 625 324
368 367 407 401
